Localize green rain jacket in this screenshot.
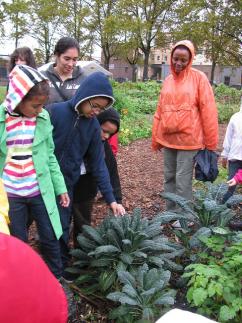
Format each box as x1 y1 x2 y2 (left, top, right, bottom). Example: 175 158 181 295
0 106 66 239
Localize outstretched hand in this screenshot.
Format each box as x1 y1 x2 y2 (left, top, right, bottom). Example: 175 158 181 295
227 178 237 187
110 202 126 216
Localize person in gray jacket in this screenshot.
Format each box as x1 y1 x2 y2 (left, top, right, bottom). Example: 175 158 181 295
42 37 87 104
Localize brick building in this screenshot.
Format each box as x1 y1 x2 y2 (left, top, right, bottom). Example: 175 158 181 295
104 47 242 88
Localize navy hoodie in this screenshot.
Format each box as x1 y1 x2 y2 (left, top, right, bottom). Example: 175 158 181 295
47 72 115 204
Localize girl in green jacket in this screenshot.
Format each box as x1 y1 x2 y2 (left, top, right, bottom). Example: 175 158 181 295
0 64 69 279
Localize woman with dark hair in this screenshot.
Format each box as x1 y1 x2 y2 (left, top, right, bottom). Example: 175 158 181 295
9 47 37 72
152 40 218 224
42 37 87 104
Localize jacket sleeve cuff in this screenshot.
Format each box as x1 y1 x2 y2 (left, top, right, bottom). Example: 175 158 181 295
103 191 116 204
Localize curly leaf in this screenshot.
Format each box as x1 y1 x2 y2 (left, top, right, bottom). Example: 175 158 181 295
88 245 120 256
82 225 104 244
118 270 136 287
107 291 126 302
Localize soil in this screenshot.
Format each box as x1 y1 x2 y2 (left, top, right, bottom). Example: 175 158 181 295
92 124 228 223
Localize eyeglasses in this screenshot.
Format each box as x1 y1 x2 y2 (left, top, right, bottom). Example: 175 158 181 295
88 99 110 112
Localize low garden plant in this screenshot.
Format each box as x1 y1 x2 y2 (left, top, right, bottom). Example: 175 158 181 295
107 264 176 323
67 209 184 321
183 234 242 323
67 209 184 297
159 183 242 249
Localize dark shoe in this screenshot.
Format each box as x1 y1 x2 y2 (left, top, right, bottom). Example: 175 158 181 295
229 220 242 231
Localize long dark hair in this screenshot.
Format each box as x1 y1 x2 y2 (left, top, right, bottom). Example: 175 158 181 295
54 37 80 56
9 47 37 72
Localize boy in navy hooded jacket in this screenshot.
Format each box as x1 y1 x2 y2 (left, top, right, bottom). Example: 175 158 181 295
47 72 125 273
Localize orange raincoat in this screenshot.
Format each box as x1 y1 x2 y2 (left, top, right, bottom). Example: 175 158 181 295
152 40 218 151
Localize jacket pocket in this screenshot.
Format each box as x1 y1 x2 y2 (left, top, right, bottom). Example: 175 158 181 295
161 105 192 135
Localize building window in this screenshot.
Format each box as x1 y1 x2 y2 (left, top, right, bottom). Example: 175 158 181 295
151 55 154 60
157 56 160 60
224 76 230 86
125 67 128 73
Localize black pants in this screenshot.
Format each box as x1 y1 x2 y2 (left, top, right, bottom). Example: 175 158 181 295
222 160 242 203
72 199 94 248
72 173 97 248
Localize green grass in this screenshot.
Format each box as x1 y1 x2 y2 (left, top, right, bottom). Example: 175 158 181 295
0 86 6 102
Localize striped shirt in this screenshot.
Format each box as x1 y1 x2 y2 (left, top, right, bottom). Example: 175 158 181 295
3 114 40 197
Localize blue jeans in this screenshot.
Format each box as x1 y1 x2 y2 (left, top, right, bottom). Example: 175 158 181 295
222 160 242 203
8 195 62 278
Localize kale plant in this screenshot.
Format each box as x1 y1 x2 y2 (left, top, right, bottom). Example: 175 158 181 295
159 183 242 251
67 209 184 296
107 264 176 323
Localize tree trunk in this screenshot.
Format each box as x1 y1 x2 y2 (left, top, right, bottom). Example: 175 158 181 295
103 55 110 71
210 61 216 84
131 64 137 82
143 51 150 81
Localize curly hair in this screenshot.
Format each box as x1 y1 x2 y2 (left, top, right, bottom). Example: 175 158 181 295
9 47 37 72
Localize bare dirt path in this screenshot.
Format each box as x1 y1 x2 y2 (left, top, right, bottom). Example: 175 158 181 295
92 124 227 224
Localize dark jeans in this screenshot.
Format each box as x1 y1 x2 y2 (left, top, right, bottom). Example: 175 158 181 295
58 189 73 271
72 199 94 248
8 195 62 278
222 160 242 203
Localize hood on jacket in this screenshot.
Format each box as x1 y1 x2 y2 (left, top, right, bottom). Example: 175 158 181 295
45 63 84 79
4 64 48 114
170 40 195 77
97 107 120 133
72 72 115 112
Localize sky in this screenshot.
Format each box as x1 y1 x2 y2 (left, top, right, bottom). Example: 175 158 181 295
0 35 101 60
0 35 38 56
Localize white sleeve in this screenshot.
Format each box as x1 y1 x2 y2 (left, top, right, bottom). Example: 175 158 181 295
221 119 234 158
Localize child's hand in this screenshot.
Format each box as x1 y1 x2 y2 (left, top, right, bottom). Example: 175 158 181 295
110 202 125 216
221 158 227 168
227 178 237 187
59 193 70 207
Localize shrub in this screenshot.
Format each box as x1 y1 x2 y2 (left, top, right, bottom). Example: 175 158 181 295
183 234 242 322
215 84 242 105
